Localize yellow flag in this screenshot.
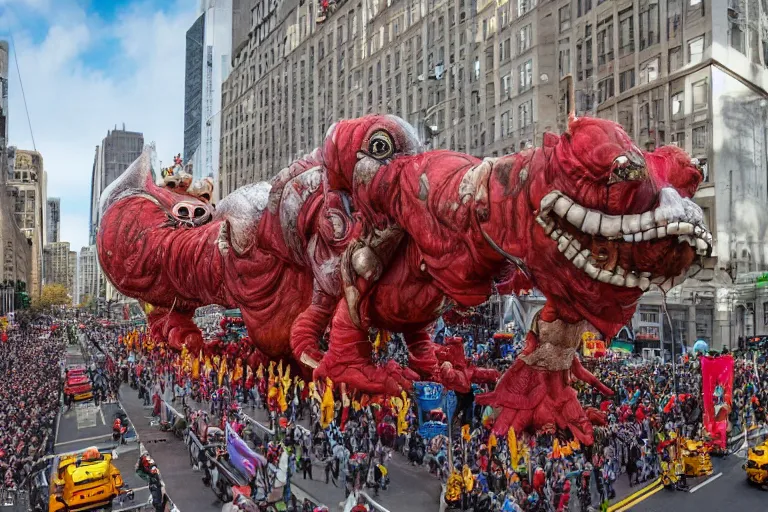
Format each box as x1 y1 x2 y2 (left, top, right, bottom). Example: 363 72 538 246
552 438 562 459
462 465 474 492
507 427 518 467
320 378 335 429
393 391 410 435
192 354 200 380
233 359 243 382
281 363 291 393
219 357 228 387
488 432 497 451
462 424 471 442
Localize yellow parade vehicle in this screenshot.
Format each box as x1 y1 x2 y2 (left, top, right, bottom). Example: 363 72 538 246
681 439 713 477
47 447 129 511
745 438 768 489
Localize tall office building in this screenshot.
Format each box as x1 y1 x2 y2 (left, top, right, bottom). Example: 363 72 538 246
78 245 100 304
184 0 232 187
0 40 32 292
8 149 47 297
89 126 144 244
68 250 77 304
46 197 60 243
43 241 70 287
220 0 768 351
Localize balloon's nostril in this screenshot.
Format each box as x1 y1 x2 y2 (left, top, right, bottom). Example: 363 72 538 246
194 207 207 218
177 206 189 218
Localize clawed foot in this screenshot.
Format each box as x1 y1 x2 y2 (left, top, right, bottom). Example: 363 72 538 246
436 363 501 394
314 359 418 396
148 309 203 352
475 358 612 445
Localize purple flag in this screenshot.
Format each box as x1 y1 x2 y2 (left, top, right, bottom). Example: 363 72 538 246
226 422 267 479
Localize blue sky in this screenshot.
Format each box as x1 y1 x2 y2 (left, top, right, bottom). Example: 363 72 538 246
0 0 199 252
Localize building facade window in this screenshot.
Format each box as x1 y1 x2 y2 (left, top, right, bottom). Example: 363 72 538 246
518 59 533 93
619 10 635 56
671 91 684 117
502 74 512 99
620 69 635 92
688 35 704 63
639 0 660 50
518 25 532 54
597 18 614 65
692 124 708 149
559 44 571 77
692 79 708 110
669 46 682 73
597 76 614 103
501 111 510 135
640 56 659 84
518 0 536 17
559 5 571 32
518 100 533 128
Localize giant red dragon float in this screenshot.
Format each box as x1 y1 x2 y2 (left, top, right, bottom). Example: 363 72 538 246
97 114 715 443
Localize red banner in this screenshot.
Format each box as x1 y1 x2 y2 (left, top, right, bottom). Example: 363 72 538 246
700 355 734 449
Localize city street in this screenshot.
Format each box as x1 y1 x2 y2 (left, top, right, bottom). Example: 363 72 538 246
53 345 150 511
631 455 765 511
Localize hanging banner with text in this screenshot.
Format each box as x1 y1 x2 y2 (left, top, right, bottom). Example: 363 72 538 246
700 354 734 449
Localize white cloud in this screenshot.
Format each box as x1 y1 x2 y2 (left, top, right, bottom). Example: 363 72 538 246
4 0 199 253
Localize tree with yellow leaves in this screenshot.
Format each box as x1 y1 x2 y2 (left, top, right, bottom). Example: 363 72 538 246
32 283 70 309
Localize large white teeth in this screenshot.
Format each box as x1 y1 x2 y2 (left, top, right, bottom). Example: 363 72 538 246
572 250 589 269
610 274 626 286
540 192 560 212
597 270 613 283
643 228 657 241
600 215 622 237
622 215 641 234
564 243 580 260
566 205 588 228
639 211 655 231
537 190 715 291
582 211 602 235
553 197 573 217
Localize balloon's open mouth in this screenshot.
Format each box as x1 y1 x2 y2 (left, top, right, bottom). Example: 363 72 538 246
535 187 715 292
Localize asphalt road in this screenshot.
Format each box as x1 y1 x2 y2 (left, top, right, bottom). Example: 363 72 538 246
631 454 766 511
53 345 150 511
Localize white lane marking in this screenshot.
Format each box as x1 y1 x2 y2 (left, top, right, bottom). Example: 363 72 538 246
55 433 113 447
689 472 723 493
100 406 106 426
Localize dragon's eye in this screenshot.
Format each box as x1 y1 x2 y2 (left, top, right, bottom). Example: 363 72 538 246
368 131 395 159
